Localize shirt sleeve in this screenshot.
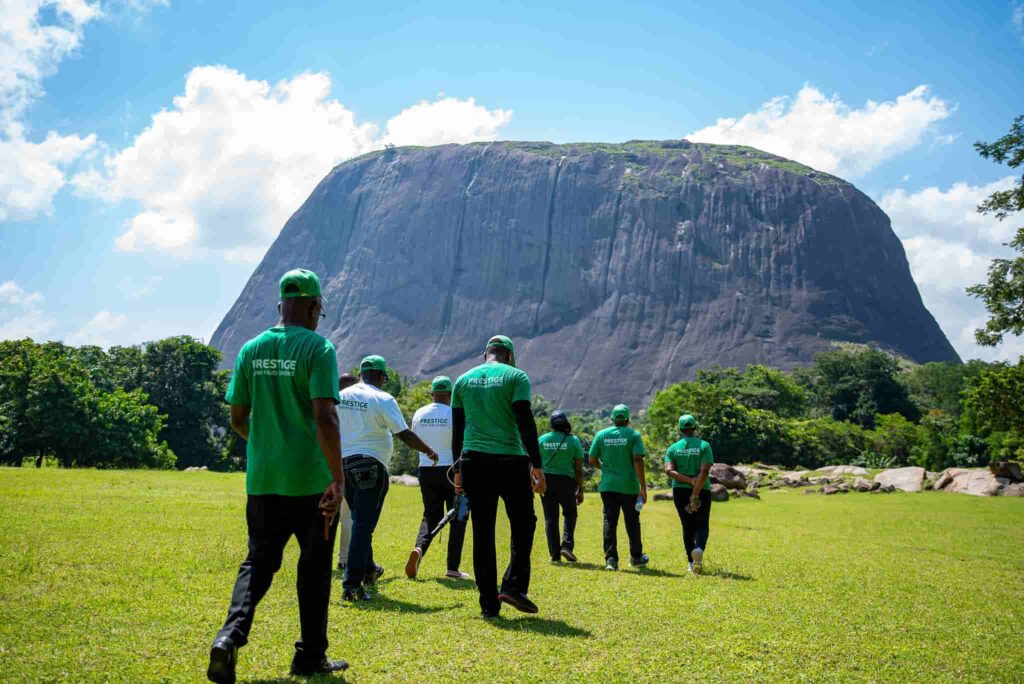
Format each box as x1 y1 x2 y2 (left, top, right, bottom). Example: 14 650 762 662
451 381 463 409
572 436 583 460
632 432 647 456
588 435 601 458
410 407 424 432
511 370 531 403
225 349 251 406
701 442 714 464
309 342 340 402
379 396 409 434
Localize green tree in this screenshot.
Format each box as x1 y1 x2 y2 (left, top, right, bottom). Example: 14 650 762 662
870 413 923 466
811 347 919 427
964 360 1024 435
696 365 809 418
968 115 1024 346
903 360 990 417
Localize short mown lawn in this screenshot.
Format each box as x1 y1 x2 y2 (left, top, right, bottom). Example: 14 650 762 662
1 468 1022 682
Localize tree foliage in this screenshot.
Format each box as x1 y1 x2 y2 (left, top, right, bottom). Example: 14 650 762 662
809 347 919 427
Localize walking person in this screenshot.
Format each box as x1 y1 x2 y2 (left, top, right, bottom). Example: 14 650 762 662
335 374 358 572
538 411 585 563
337 355 438 601
451 335 546 618
589 404 649 571
664 414 713 574
405 376 471 580
208 268 348 683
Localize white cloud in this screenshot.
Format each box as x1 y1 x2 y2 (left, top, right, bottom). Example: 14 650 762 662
74 66 513 260
0 0 165 222
1014 3 1024 40
0 280 55 340
67 309 127 347
686 84 951 178
879 179 1024 361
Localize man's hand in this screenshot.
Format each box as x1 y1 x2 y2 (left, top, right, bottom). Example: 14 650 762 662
685 494 701 514
454 470 464 495
319 480 344 516
576 489 584 505
428 449 439 465
531 467 547 495
640 488 648 504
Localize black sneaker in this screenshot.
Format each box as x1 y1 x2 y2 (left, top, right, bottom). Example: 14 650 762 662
342 587 371 602
365 564 385 584
550 556 561 563
497 592 539 614
630 553 650 567
560 549 578 563
481 607 500 619
605 558 618 571
290 656 349 676
206 636 237 684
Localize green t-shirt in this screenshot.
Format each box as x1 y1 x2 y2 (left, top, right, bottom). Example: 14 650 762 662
589 425 646 495
538 431 583 478
452 362 531 456
664 436 714 490
225 326 340 496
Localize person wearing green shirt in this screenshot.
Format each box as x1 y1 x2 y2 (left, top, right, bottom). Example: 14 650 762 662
451 335 546 618
538 411 585 563
664 414 714 574
589 404 649 571
208 269 348 684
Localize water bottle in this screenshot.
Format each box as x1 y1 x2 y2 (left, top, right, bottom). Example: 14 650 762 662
635 495 644 513
455 494 471 522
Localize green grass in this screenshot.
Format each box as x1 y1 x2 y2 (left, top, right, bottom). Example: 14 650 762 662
1 468 1022 683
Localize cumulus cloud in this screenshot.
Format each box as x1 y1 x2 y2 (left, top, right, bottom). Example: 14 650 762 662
686 85 952 178
67 309 127 347
879 178 1023 361
74 66 513 260
0 280 55 340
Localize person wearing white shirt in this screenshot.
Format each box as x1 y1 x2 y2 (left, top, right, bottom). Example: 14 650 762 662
337 355 437 601
404 376 470 581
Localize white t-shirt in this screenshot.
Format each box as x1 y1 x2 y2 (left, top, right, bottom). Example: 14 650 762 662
337 382 408 469
411 402 453 467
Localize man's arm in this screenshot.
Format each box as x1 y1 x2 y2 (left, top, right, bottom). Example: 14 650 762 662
633 455 647 503
691 461 712 497
451 407 465 493
312 398 344 511
665 454 694 485
512 400 545 494
396 430 438 463
229 404 251 441
574 456 585 504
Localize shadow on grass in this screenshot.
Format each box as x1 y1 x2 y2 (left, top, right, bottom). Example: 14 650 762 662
552 561 606 572
632 566 686 579
343 594 457 614
703 568 754 581
431 576 476 591
487 615 591 638
247 677 347 684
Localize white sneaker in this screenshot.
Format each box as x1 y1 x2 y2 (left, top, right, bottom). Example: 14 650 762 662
691 548 703 575
445 569 471 580
687 562 693 573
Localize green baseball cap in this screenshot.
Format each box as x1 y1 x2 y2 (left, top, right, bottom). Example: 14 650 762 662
678 414 698 430
279 268 324 300
360 355 388 372
486 334 516 367
431 375 452 392
611 404 630 421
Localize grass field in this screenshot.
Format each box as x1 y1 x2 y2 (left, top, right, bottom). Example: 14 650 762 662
1 468 1022 683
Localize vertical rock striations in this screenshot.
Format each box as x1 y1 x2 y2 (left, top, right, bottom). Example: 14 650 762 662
212 140 958 408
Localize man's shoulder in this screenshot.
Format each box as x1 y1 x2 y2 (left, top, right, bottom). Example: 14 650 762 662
594 426 613 439
538 431 555 442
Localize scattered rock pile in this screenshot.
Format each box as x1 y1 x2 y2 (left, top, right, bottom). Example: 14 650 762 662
932 461 1023 497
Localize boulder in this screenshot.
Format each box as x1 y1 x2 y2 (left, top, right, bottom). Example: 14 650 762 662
653 492 673 502
735 465 774 479
874 467 925 492
853 477 873 492
816 465 869 476
781 471 811 486
710 463 747 490
709 483 730 502
871 483 896 493
1000 483 1024 497
939 469 1003 497
821 484 840 495
390 474 420 487
934 468 968 490
989 461 1023 483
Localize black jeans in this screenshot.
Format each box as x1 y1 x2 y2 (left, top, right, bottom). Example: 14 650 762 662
415 465 467 571
217 494 338 661
601 491 643 562
342 455 390 589
672 487 712 558
460 452 537 613
540 473 578 560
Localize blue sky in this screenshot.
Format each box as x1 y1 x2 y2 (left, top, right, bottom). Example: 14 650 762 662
1 0 1023 360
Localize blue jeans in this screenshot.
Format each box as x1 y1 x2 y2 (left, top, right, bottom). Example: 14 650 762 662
342 455 390 589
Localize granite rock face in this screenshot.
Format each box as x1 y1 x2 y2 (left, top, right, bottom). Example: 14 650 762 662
212 141 958 408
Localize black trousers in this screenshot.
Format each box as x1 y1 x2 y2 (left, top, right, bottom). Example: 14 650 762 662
460 452 536 613
540 473 578 560
673 487 712 558
217 494 338 661
342 456 389 589
415 465 467 571
601 491 643 562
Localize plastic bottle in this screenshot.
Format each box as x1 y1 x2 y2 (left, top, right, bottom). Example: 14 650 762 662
635 495 644 513
456 494 471 522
